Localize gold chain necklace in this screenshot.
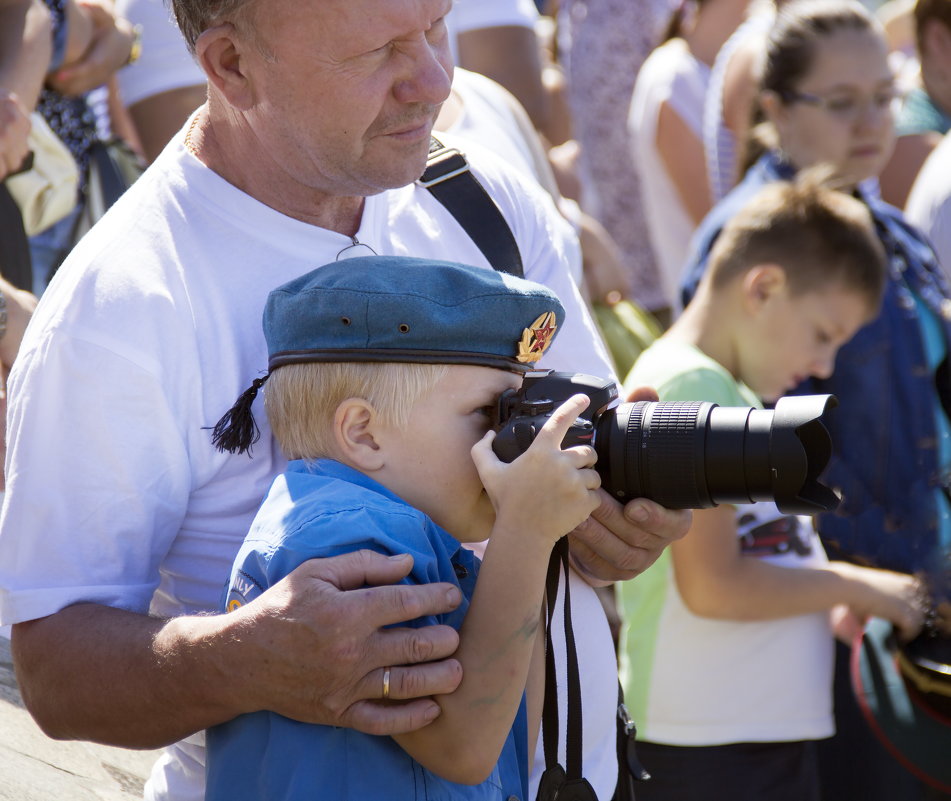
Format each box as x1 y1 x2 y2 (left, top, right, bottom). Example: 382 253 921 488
184 112 201 156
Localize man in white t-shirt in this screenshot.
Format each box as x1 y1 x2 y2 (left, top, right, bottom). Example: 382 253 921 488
0 2 689 799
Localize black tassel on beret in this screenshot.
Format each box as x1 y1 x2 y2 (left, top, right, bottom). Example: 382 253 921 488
211 375 269 455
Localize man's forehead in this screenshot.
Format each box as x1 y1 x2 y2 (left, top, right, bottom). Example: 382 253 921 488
305 0 451 43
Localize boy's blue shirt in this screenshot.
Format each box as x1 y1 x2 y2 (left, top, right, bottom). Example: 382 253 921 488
680 151 951 574
206 459 529 801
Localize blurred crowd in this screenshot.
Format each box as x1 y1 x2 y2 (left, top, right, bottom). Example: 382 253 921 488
2 0 951 799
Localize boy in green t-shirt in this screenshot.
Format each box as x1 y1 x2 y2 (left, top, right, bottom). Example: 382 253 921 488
618 176 926 801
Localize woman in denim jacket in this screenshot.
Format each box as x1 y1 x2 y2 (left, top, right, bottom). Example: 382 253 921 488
679 2 951 799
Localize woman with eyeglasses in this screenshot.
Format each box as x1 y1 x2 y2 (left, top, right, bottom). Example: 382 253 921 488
680 2 951 799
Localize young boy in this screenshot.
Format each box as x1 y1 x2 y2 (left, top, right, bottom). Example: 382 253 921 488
618 177 926 801
204 255 602 801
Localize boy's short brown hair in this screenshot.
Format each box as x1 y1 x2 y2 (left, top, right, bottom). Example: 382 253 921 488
708 171 887 309
265 361 449 460
915 0 951 49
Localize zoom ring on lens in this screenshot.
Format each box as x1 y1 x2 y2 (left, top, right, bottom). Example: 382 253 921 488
635 402 712 509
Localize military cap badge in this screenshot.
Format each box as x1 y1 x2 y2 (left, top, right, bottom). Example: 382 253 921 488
517 311 558 364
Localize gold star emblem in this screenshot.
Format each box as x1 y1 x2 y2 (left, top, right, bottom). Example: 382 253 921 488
517 311 558 363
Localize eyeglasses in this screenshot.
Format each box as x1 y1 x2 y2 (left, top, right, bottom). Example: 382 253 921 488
780 86 904 121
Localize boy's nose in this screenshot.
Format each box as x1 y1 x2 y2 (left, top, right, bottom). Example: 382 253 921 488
812 352 837 380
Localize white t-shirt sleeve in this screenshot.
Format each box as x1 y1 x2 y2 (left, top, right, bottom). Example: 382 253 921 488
0 332 192 624
449 0 540 33
906 139 951 282
115 0 206 106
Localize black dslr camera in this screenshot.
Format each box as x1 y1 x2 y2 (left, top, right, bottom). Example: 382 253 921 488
492 370 840 515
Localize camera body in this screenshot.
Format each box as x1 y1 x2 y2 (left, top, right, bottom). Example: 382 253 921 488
493 371 617 460
492 370 840 515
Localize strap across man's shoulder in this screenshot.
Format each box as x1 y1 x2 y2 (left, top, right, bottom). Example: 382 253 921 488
417 135 524 278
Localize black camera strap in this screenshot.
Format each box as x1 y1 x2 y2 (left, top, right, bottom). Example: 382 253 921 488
537 537 597 801
418 136 524 278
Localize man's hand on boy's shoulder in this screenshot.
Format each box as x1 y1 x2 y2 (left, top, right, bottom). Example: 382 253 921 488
567 384 691 584
229 550 465 735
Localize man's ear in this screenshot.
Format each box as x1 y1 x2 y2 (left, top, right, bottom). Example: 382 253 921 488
742 263 788 310
194 24 255 110
334 398 386 471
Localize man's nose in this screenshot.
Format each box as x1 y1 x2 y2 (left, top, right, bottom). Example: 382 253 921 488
393 36 453 106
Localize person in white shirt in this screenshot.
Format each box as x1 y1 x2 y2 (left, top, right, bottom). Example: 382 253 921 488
627 0 750 319
906 130 951 280
0 2 690 800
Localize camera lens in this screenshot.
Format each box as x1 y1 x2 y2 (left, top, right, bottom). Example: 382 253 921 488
596 395 839 515
491 371 839 515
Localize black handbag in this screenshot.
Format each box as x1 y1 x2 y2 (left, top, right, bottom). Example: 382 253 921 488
49 138 145 279
71 138 145 244
0 184 33 291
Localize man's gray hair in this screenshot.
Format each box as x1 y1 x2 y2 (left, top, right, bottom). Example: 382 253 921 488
171 0 256 53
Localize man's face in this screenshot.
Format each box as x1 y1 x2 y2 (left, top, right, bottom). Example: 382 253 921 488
239 0 453 198
376 365 523 544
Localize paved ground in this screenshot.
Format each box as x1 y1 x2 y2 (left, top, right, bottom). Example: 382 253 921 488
0 634 161 800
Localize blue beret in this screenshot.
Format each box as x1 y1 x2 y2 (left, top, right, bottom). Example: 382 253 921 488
212 256 565 455
263 256 566 373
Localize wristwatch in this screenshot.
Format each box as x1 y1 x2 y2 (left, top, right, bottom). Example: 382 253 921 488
126 24 144 66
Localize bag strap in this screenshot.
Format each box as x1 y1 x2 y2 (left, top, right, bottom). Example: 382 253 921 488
418 136 524 278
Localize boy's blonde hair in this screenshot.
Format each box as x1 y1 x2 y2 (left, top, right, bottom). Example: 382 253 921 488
708 172 887 309
265 361 449 460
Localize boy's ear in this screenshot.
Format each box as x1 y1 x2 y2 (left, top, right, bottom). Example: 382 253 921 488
334 398 386 471
758 89 785 128
923 17 951 61
195 24 255 110
742 263 788 310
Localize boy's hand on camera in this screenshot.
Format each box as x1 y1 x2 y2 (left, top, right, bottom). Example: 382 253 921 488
472 393 601 544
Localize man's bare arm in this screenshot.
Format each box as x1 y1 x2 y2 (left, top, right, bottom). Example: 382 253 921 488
0 0 51 108
0 0 51 178
13 550 464 748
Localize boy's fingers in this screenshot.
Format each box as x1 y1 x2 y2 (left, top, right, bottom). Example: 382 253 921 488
565 444 598 468
583 467 602 490
470 429 497 467
536 394 591 445
472 431 495 465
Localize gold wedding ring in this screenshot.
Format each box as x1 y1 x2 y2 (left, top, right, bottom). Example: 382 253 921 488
382 666 391 700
